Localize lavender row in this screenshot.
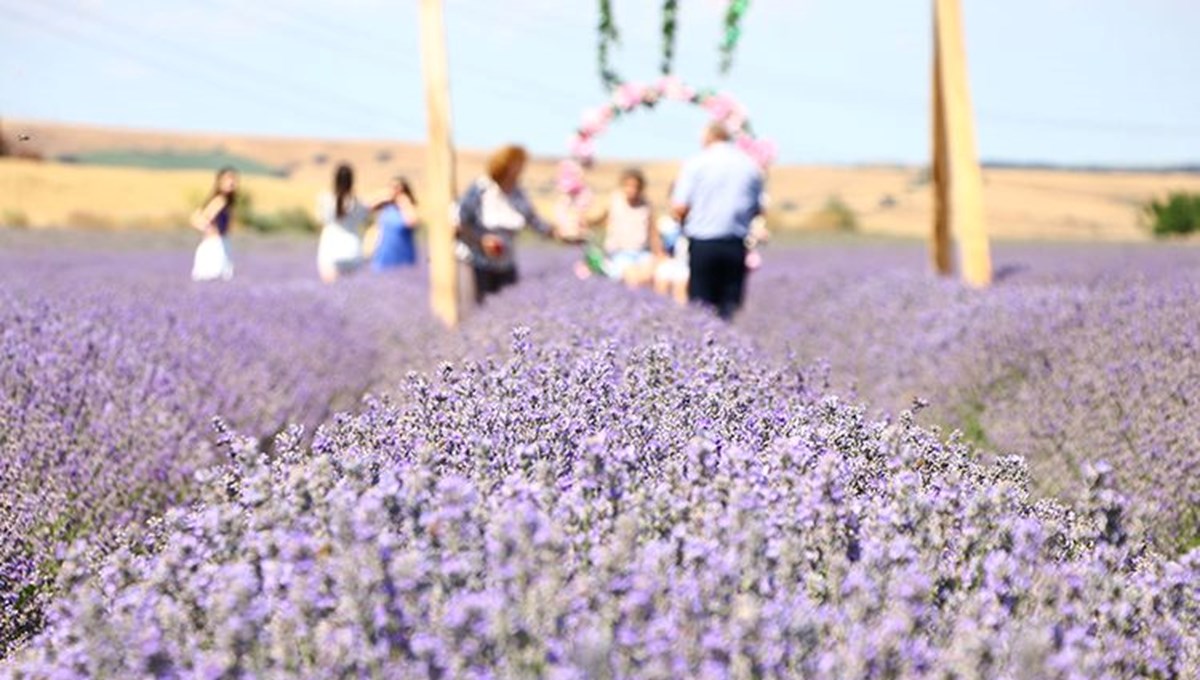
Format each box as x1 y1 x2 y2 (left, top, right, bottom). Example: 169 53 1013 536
0 248 446 656
741 242 1200 551
6 277 1197 677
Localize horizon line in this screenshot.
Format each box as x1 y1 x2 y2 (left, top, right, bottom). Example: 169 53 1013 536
4 115 1198 174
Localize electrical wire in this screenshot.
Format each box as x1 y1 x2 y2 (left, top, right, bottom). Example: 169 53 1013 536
19 0 424 136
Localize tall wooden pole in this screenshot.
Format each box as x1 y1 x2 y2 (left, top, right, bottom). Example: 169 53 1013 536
931 35 953 277
932 0 992 287
419 0 460 326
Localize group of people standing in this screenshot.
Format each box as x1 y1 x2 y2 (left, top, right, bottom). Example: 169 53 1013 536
190 121 765 321
190 165 421 284
570 122 767 319
315 165 419 283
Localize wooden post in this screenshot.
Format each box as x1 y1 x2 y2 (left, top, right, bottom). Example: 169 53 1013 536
931 36 953 277
419 0 460 326
932 0 992 287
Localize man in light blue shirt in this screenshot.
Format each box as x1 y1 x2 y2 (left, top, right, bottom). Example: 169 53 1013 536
671 123 764 320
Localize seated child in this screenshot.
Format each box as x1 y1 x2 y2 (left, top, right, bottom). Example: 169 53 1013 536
584 168 664 286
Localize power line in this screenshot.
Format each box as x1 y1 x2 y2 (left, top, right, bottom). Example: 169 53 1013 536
195 0 423 74
26 0 424 136
252 0 590 113
0 6 355 134
8 1 1194 147
255 0 408 58
3 0 585 151
4 4 395 137
197 0 594 131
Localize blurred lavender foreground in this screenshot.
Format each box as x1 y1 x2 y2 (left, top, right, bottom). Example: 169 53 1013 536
1 237 1199 676
0 241 448 657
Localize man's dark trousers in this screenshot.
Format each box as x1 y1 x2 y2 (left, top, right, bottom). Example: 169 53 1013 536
688 236 747 321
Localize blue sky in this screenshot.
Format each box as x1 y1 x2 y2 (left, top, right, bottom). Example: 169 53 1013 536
2 0 1198 165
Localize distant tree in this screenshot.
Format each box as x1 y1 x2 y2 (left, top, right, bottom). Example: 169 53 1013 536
234 190 319 234
242 207 319 234
0 118 9 157
806 195 858 232
2 210 30 228
376 149 393 163
1145 192 1200 237
822 195 858 231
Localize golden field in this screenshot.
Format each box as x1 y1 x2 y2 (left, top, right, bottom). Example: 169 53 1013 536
3 118 1200 239
0 160 316 230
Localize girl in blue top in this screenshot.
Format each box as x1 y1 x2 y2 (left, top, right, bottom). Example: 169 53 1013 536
372 177 420 271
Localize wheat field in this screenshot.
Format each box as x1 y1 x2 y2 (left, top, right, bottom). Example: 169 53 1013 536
3 119 1200 239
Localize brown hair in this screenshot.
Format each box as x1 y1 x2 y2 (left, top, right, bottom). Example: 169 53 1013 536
487 145 529 185
393 176 417 207
210 166 238 206
619 167 646 192
334 163 354 218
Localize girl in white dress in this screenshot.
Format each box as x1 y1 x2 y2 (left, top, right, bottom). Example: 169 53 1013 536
191 167 238 281
317 164 392 283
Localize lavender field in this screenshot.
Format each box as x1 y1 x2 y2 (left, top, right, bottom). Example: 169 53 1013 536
1 234 1198 678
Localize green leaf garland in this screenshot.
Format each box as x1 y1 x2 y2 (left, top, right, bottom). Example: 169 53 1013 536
597 0 622 91
598 0 750 89
720 0 750 73
660 0 679 75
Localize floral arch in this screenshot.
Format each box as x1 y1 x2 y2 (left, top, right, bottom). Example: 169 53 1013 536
556 75 777 214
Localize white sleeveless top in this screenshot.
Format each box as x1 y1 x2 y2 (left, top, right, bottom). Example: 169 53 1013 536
604 192 652 253
317 193 370 268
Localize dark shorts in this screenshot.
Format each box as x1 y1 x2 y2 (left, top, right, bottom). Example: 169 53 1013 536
687 237 747 320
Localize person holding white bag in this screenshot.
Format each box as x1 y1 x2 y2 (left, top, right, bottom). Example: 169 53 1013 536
190 167 239 282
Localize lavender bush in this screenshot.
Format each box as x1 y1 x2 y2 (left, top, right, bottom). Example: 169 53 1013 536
0 247 445 655
2 236 1198 676
6 278 1198 678
741 243 1200 551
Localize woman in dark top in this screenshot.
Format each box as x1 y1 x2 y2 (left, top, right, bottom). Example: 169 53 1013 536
456 145 557 303
371 177 420 271
191 166 238 281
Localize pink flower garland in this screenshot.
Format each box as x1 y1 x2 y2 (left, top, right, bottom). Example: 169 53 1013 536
735 134 778 169
559 76 775 212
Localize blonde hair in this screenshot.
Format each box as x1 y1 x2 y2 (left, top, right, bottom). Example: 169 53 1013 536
487 144 529 184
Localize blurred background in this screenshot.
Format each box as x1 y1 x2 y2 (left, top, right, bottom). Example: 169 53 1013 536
2 0 1199 240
